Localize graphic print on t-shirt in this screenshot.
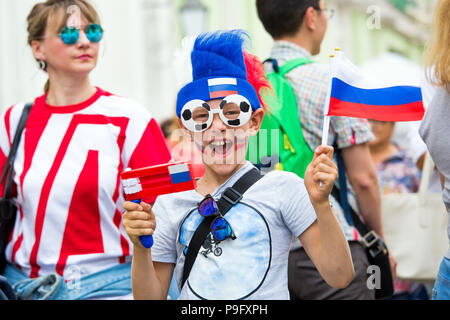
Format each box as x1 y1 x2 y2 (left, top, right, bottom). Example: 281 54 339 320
179 202 271 300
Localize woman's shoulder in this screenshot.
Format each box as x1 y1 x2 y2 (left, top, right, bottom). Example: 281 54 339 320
96 88 153 117
1 102 32 127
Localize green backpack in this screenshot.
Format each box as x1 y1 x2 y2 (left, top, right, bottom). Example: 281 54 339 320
247 58 315 179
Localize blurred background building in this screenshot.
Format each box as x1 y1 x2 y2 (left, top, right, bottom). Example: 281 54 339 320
0 0 437 122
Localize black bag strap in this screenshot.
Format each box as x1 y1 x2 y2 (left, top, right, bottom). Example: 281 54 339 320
331 146 370 236
0 103 33 199
331 145 389 256
0 276 17 300
181 167 262 289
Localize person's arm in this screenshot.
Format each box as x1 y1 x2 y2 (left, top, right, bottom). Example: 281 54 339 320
123 201 173 300
340 143 383 238
301 146 355 289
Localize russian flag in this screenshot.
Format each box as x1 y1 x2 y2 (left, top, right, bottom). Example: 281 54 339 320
208 78 238 99
168 163 193 184
327 52 425 121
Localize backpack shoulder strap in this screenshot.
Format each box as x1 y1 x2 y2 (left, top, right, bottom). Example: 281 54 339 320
278 57 315 76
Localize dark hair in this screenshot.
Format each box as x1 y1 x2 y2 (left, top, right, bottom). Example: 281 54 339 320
256 0 321 39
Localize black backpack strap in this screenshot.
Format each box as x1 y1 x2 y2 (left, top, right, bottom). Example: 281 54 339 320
0 103 32 276
332 146 386 256
0 276 17 300
181 167 262 289
331 145 370 235
263 58 280 73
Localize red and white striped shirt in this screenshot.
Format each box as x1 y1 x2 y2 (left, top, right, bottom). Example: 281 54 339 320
0 88 171 279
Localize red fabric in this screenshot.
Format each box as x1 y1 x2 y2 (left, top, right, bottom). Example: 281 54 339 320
56 150 104 276
0 148 7 197
327 97 425 122
127 118 172 203
166 139 205 179
29 114 130 278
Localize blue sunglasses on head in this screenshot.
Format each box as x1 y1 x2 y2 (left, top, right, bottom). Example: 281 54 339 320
198 195 236 243
59 23 104 45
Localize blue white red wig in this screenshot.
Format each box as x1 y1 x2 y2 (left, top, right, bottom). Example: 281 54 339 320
175 30 271 118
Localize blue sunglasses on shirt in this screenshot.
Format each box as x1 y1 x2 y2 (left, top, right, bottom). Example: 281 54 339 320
198 195 236 242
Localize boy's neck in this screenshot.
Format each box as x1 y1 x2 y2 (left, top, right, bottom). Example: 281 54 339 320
196 162 246 196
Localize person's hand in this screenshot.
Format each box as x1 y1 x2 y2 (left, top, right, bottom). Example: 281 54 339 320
122 201 155 249
304 145 338 205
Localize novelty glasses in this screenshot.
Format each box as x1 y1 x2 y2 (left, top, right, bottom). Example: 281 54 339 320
59 23 104 45
180 94 253 133
198 195 236 242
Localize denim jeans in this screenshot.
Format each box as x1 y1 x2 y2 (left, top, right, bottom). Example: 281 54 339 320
4 262 132 300
432 257 450 300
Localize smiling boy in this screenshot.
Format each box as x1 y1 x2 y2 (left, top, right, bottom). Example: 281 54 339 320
122 30 354 300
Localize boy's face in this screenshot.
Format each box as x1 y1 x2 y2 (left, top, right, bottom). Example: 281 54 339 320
181 99 264 177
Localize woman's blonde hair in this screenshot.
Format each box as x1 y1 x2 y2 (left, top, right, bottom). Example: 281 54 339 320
26 0 101 92
424 0 450 92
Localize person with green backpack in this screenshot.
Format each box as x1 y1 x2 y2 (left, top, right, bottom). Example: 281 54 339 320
256 0 396 300
247 57 315 178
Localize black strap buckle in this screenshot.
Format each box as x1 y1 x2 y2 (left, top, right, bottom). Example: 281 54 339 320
362 230 378 248
363 231 388 258
222 187 243 206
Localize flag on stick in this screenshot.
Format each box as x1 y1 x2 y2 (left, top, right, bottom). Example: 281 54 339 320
327 51 425 122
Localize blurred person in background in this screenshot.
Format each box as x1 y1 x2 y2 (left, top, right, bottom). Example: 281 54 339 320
160 114 205 180
368 119 429 300
419 0 450 300
0 0 171 300
369 120 421 195
256 0 394 299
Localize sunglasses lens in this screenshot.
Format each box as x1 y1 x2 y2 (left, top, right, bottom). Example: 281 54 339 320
221 102 242 122
211 217 232 242
190 104 211 132
199 198 217 217
86 24 103 43
60 27 79 45
220 95 252 128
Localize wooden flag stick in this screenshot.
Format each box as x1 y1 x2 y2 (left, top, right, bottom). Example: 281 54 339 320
320 49 338 187
321 50 338 146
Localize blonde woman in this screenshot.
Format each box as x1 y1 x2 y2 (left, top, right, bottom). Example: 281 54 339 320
0 0 171 299
419 0 450 300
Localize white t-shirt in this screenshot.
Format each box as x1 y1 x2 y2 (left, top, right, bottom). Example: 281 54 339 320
151 161 317 300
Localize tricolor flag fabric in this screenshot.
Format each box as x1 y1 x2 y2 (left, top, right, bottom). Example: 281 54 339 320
168 163 193 184
121 162 196 203
208 78 238 99
327 51 425 122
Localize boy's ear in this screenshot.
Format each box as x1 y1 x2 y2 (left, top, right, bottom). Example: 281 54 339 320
248 108 264 137
176 117 194 141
